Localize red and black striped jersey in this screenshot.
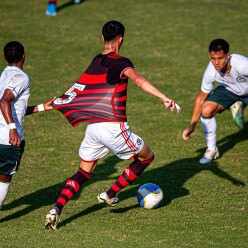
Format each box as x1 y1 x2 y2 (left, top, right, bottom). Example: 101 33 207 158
53 52 134 127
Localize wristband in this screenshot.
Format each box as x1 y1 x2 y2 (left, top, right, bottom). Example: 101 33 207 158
37 104 45 112
8 123 16 129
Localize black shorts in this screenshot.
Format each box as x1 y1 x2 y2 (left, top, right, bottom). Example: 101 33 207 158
0 140 25 176
206 86 248 109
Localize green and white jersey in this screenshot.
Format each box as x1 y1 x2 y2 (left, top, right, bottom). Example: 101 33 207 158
201 54 248 96
0 66 30 145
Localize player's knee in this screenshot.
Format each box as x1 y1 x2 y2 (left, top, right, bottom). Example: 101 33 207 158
201 104 214 117
138 153 155 165
148 152 154 162
0 174 12 183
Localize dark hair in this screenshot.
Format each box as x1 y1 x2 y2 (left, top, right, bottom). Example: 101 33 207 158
102 20 125 41
209 39 229 54
4 41 24 63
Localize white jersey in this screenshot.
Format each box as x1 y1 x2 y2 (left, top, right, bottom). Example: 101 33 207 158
201 54 248 96
0 66 30 145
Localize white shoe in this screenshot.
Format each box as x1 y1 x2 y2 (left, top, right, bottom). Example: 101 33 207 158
45 208 60 230
97 192 119 207
230 101 245 129
73 0 81 3
199 148 219 164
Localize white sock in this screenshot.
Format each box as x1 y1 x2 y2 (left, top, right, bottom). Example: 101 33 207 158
0 181 11 209
201 116 217 151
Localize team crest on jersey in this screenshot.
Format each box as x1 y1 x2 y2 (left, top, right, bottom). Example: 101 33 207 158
236 76 246 83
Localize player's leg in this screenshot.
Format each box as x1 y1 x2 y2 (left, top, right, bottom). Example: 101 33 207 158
45 160 96 230
46 0 57 16
53 160 96 215
199 86 236 164
98 144 154 206
97 123 154 206
45 123 108 230
0 174 11 209
200 101 222 164
0 142 24 209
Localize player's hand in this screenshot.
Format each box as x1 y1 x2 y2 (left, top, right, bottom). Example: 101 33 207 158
9 129 21 146
182 125 195 140
43 97 56 111
163 98 181 113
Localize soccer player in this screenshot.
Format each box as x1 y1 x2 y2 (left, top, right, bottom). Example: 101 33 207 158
182 39 248 164
45 20 181 230
45 0 81 16
0 41 55 209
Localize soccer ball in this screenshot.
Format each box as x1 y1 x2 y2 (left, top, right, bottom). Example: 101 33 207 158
137 183 163 209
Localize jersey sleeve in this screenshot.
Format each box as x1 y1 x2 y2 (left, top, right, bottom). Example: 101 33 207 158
232 54 248 76
106 58 134 85
7 73 30 97
201 62 215 93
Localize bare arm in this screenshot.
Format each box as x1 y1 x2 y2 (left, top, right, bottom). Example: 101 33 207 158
0 89 21 146
124 68 179 112
182 90 209 140
25 97 55 115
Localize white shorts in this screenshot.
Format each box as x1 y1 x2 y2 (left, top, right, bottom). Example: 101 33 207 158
79 122 144 161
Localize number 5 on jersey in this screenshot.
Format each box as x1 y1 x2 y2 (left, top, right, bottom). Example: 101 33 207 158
54 83 86 105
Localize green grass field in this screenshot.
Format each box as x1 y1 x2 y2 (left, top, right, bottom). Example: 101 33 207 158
0 0 247 247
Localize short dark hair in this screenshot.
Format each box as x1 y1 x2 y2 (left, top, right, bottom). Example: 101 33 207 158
209 39 229 54
4 41 24 63
102 20 125 41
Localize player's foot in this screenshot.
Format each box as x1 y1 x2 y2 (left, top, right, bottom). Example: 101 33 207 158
45 3 57 16
230 101 245 129
73 0 81 3
199 148 219 164
45 208 60 230
97 192 119 207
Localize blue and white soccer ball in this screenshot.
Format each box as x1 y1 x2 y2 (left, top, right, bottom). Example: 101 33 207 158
137 183 163 209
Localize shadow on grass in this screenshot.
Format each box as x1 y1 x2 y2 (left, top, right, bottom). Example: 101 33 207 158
109 124 247 214
1 124 246 225
56 0 85 13
0 155 119 223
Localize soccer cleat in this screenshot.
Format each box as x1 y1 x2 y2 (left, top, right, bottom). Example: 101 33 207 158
73 0 81 3
45 208 60 230
230 101 245 129
97 192 119 207
45 3 57 16
199 148 219 164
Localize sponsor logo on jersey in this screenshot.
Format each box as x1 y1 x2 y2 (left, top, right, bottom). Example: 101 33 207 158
236 76 246 83
137 138 142 146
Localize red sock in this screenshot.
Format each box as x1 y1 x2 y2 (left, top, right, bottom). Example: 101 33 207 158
54 168 92 214
106 155 154 198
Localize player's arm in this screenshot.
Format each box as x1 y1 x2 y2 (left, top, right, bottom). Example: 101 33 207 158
25 97 55 116
182 90 209 140
0 89 21 146
123 68 178 112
